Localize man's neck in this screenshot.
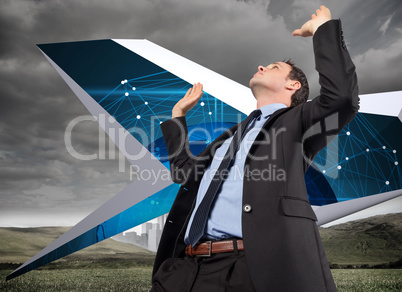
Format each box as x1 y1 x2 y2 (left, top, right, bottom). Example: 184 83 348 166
253 90 291 109
256 98 289 109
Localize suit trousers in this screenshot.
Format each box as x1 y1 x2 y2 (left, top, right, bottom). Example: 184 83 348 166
151 250 255 292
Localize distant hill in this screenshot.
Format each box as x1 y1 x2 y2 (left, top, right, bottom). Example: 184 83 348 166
319 212 402 268
0 226 155 269
1 213 401 270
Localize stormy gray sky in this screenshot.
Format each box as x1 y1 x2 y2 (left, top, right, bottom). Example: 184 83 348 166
0 0 401 227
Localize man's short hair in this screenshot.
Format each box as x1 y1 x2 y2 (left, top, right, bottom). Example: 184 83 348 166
283 59 309 107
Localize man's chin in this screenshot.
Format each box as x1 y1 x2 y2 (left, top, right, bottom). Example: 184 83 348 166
249 78 261 92
249 78 256 88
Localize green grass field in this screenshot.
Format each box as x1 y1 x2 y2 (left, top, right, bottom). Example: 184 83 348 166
332 269 402 292
0 268 152 292
1 268 401 291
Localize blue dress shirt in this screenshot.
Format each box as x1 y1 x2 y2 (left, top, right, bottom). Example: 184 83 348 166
184 103 288 244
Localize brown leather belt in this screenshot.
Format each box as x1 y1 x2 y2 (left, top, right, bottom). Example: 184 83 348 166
185 239 244 257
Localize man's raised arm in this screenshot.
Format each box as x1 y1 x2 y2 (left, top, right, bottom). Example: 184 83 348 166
294 6 359 159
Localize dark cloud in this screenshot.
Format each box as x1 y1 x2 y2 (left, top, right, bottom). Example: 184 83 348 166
0 0 401 226
354 36 402 94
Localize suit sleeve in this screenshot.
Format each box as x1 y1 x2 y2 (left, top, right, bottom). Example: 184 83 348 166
301 19 359 161
160 116 197 184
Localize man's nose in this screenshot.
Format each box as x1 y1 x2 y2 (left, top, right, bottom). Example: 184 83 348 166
258 66 266 72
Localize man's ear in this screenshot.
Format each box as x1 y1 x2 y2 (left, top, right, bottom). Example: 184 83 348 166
286 80 301 91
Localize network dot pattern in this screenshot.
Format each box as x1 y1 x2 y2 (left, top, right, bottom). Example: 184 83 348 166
306 112 401 205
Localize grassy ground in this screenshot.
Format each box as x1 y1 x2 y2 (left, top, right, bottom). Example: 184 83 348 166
332 269 402 292
0 268 153 292
1 268 401 291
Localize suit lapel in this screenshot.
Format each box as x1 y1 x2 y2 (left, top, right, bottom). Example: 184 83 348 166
261 107 292 130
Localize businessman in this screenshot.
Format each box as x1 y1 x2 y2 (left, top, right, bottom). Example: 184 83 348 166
151 5 359 292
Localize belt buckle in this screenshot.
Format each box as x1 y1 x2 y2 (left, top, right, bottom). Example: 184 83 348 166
197 240 212 257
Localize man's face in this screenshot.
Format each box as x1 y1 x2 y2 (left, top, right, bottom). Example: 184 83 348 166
249 62 293 94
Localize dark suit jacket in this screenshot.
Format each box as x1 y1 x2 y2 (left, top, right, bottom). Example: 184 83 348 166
153 20 359 292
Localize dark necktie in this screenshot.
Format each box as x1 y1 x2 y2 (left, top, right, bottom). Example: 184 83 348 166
187 109 262 247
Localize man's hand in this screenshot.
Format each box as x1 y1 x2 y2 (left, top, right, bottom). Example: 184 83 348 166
172 82 204 118
292 5 331 37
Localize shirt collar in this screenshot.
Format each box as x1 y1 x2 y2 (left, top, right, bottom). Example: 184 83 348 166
259 103 288 119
